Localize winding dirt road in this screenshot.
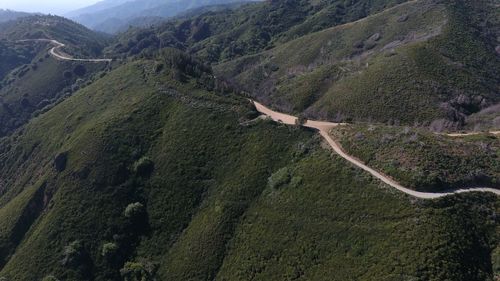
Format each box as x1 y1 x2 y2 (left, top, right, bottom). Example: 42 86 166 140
17 39 112 63
253 101 500 199
445 131 500 137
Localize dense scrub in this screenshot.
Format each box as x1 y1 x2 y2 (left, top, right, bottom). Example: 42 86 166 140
106 0 410 61
332 124 500 192
0 15 110 57
0 1 498 280
216 0 500 127
0 52 109 137
0 40 40 81
0 50 497 280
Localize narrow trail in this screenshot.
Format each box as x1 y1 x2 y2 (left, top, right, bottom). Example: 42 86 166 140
252 101 500 199
17 39 113 63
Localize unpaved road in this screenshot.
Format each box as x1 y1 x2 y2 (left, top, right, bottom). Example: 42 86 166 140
253 101 500 199
17 39 112 63
445 131 500 137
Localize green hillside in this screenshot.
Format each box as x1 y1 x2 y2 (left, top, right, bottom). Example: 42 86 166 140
0 50 497 280
106 0 410 61
332 124 500 192
0 52 108 137
0 40 40 81
216 0 500 127
0 16 112 137
0 0 498 280
0 15 110 57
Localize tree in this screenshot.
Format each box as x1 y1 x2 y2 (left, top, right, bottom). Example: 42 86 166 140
41 276 60 281
101 242 119 259
124 202 145 220
73 65 86 77
61 240 84 267
120 260 158 281
133 157 154 177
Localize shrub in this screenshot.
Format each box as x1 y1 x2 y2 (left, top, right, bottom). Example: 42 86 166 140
73 65 87 76
296 115 307 126
268 167 291 189
124 202 145 220
101 242 119 259
133 157 154 177
120 260 158 281
63 71 72 79
54 152 68 172
41 276 59 281
61 240 84 267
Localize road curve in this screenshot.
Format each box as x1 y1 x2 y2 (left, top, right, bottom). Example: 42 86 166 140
252 100 500 199
17 39 112 63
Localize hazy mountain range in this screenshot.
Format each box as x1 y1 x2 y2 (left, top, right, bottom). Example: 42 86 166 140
0 9 33 23
66 0 256 33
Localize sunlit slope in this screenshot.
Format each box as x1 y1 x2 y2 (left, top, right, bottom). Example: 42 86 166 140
0 50 496 280
217 0 500 127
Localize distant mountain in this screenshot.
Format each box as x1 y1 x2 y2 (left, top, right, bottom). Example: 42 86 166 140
93 16 165 35
67 0 256 33
0 15 109 57
0 9 32 23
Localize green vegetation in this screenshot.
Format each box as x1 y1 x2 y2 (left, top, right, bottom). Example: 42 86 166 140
0 49 496 280
0 53 108 137
106 0 410 62
0 0 498 280
0 15 109 57
216 0 500 127
332 124 500 192
0 15 113 137
0 40 39 80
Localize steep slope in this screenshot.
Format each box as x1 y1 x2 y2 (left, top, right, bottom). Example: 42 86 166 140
0 16 112 137
332 124 500 192
106 0 411 61
0 15 109 57
216 0 500 128
0 40 41 81
0 49 497 281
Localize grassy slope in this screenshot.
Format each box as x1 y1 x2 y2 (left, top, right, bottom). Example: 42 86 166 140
0 53 496 280
331 124 500 192
107 0 409 62
0 15 109 57
0 55 315 280
0 50 108 137
216 0 500 126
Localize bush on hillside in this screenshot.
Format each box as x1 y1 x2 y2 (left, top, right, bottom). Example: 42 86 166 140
120 260 158 281
133 157 154 177
63 71 72 79
41 276 59 281
268 167 291 189
101 242 119 259
54 152 68 172
73 65 86 77
61 240 84 267
124 202 146 220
